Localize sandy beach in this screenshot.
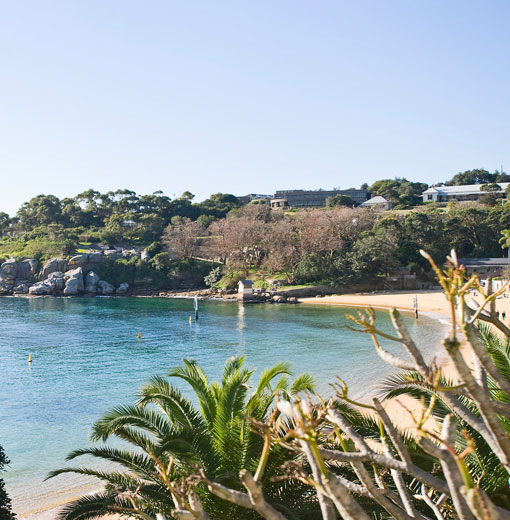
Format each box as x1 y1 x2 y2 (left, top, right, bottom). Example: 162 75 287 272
301 289 451 317
10 289 488 519
302 290 456 433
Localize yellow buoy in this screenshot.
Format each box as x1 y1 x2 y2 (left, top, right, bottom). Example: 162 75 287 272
189 315 192 324
28 353 32 363
137 331 141 340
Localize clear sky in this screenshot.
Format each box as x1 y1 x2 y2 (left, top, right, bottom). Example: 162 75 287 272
1 0 509 216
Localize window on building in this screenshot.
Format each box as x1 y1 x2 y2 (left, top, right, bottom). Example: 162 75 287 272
427 194 434 200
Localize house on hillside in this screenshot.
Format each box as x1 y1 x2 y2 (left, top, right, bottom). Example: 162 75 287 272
360 195 392 210
458 258 509 277
270 198 289 209
422 183 510 203
274 188 369 207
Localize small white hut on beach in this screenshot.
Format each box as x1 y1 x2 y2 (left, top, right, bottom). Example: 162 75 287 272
238 280 254 300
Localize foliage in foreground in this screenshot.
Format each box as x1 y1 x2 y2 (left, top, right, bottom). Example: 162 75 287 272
51 251 510 519
0 446 15 520
49 358 316 520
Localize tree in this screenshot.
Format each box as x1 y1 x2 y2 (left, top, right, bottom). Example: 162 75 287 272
368 178 427 208
163 218 205 259
0 213 11 236
208 214 267 274
0 445 15 520
195 193 240 219
481 183 502 193
444 168 510 186
204 266 222 288
499 229 510 268
16 194 63 230
326 194 354 207
50 357 315 520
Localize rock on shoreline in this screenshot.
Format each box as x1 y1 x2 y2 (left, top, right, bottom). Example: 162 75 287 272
0 256 129 297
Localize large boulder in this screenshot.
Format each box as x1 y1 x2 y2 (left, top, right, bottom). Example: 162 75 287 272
97 280 115 295
47 272 65 292
63 278 80 296
88 252 103 264
13 283 30 294
64 267 84 294
67 254 89 268
0 281 12 295
116 282 129 295
29 281 53 296
140 250 150 261
85 271 100 294
0 259 18 286
40 258 67 280
17 259 38 280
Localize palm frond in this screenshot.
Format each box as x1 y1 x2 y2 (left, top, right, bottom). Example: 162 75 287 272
222 355 246 384
138 376 205 430
256 362 292 394
168 359 217 426
90 404 173 442
290 373 315 395
63 447 156 477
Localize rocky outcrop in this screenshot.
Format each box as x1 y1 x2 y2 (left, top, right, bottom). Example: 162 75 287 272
64 268 84 295
0 259 18 285
29 281 53 295
1 248 139 297
84 271 100 293
48 272 65 291
67 254 89 268
97 280 115 295
17 259 38 280
116 282 130 295
40 258 67 280
13 283 29 294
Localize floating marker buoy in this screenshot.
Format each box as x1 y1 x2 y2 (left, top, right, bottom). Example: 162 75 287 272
189 315 192 324
137 331 141 340
28 353 32 363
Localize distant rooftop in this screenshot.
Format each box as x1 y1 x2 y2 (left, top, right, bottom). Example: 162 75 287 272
423 183 510 195
458 258 509 266
361 195 388 205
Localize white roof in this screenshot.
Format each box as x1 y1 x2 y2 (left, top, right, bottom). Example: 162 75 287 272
423 183 510 196
361 196 388 206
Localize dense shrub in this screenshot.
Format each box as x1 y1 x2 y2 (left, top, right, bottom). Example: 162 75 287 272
0 446 15 520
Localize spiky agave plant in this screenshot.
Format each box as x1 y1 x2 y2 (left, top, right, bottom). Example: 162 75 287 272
379 323 510 510
48 356 316 520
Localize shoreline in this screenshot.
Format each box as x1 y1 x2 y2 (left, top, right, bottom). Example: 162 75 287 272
7 289 454 519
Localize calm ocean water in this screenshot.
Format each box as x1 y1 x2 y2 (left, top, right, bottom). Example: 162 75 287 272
0 296 448 510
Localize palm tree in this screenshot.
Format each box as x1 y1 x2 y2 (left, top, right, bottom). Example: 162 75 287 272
49 356 316 520
379 323 510 510
500 229 510 270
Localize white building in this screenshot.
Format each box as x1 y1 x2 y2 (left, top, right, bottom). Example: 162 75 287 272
422 183 510 203
360 195 392 210
238 280 254 300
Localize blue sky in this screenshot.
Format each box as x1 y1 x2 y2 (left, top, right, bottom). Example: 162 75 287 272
1 1 509 216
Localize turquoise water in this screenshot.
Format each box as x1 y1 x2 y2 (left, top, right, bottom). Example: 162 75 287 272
0 297 447 504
